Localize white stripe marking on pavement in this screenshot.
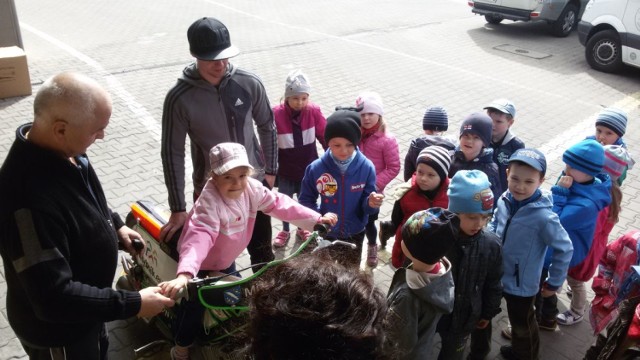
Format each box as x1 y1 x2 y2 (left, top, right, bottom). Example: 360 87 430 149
205 0 595 107
19 22 161 143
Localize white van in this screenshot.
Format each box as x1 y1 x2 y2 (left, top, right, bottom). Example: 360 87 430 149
577 0 640 72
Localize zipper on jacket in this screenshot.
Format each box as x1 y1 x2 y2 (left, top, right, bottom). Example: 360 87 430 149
515 262 520 287
340 173 345 237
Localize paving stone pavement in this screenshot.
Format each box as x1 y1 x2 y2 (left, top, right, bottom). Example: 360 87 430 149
1 0 640 359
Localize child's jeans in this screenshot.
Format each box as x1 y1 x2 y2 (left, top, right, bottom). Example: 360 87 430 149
534 268 559 323
173 263 238 347
437 329 470 360
469 322 492 360
365 210 379 246
504 292 540 360
567 275 588 315
276 177 301 232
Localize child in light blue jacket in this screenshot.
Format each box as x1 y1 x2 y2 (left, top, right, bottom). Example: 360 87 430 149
489 149 573 360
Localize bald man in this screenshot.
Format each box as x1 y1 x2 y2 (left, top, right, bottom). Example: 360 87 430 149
0 72 174 360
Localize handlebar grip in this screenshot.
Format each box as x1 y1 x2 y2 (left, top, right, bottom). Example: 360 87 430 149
313 223 330 237
132 239 144 252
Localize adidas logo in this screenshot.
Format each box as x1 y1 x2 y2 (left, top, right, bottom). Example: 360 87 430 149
234 98 244 106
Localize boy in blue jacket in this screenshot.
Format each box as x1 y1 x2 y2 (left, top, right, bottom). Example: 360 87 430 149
536 139 611 330
299 109 383 268
489 149 573 360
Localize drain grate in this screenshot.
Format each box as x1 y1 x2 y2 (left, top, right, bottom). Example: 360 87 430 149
494 44 551 59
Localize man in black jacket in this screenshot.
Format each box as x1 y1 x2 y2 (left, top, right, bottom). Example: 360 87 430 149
0 72 174 359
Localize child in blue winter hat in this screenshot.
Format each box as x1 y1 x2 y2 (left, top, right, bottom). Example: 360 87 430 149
436 170 503 359
536 139 612 331
449 113 502 202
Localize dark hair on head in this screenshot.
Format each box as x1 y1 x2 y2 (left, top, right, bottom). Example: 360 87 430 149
247 254 391 360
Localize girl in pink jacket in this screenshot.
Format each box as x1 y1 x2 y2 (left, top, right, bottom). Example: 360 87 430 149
160 142 336 360
355 92 400 267
272 70 327 248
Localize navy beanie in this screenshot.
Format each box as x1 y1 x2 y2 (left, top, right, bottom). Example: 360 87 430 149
423 106 449 131
402 208 459 265
596 107 627 137
324 110 362 146
460 112 492 147
448 170 494 214
563 139 605 177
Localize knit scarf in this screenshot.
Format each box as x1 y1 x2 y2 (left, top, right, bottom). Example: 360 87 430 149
361 122 381 140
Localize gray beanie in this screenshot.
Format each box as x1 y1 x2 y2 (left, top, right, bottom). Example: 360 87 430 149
596 107 627 137
284 69 311 98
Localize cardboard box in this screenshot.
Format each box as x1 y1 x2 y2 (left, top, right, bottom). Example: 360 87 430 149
0 46 31 99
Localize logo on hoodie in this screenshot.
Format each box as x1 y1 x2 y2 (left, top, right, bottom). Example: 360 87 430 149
316 173 338 197
234 98 244 107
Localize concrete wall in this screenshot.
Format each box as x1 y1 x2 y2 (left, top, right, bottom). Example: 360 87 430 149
0 0 23 48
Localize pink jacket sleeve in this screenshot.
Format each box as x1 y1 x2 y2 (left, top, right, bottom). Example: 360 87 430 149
252 182 322 230
375 133 400 193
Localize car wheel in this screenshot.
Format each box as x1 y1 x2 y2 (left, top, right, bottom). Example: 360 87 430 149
485 14 503 24
551 3 578 37
585 29 623 73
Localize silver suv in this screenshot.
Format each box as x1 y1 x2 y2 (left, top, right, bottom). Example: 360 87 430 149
468 0 589 37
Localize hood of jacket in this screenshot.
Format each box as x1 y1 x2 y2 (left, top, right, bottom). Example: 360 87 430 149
407 258 455 313
179 62 237 90
571 173 612 212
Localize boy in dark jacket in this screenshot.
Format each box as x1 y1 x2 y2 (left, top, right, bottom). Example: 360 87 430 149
387 208 458 360
436 170 503 360
449 113 502 202
403 106 456 181
299 109 383 268
484 98 525 194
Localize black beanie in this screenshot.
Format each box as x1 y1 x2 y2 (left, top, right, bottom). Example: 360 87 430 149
324 110 362 146
402 208 459 265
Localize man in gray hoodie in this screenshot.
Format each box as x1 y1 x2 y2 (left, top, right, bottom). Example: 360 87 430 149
160 17 277 268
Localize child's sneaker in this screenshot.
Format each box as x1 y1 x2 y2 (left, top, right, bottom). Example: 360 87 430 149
378 221 394 248
273 231 290 248
367 244 378 267
501 324 512 340
557 310 583 326
296 228 311 241
539 318 558 331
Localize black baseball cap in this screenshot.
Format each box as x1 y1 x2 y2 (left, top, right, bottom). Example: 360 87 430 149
187 17 240 60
